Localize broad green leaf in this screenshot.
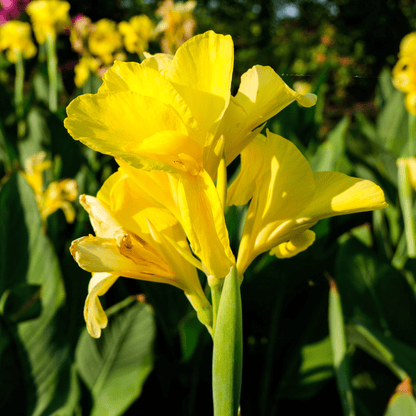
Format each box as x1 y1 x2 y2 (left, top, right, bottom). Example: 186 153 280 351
178 312 203 362
328 278 355 416
18 107 50 163
212 265 243 416
310 116 352 174
347 323 416 382
335 237 416 346
376 88 409 157
76 296 156 416
0 284 42 323
298 336 333 385
0 172 70 416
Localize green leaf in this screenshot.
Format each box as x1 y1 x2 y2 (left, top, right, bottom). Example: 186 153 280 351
0 284 42 323
376 88 409 157
385 393 416 416
346 323 416 382
328 278 355 416
76 297 156 416
310 116 352 174
212 265 243 416
178 312 203 362
335 237 416 346
0 171 70 416
298 336 333 385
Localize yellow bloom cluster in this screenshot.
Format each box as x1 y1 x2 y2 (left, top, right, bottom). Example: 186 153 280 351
0 20 37 62
64 31 387 338
70 17 126 88
393 32 416 114
26 0 70 44
23 152 78 223
118 15 155 57
156 0 196 54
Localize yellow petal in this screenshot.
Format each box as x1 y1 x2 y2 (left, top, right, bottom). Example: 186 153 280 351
141 52 174 75
236 132 315 273
227 133 269 206
219 65 317 166
64 91 190 173
178 169 235 279
79 194 122 238
164 31 234 147
98 168 180 240
84 272 119 338
116 160 182 222
71 235 141 274
270 229 316 258
99 61 198 135
299 171 388 221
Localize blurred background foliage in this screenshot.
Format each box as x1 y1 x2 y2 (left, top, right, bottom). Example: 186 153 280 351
2 0 416 415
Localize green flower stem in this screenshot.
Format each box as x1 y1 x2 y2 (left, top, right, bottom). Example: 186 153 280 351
46 33 58 113
328 276 355 416
210 278 224 335
408 113 416 157
14 51 25 138
212 265 243 416
397 159 416 258
185 290 214 337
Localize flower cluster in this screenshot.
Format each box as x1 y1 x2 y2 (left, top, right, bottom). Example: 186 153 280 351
393 32 416 114
22 151 78 223
0 20 36 62
64 31 387 338
0 0 197 88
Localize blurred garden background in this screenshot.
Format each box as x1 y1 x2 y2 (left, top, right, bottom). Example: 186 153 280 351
2 0 416 415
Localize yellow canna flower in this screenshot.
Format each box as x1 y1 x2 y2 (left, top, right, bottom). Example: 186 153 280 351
22 151 78 223
398 32 416 59
227 131 388 274
155 0 197 54
26 0 70 44
88 19 123 65
392 56 416 94
0 20 37 62
118 15 155 56
64 31 316 280
74 55 100 88
71 168 212 337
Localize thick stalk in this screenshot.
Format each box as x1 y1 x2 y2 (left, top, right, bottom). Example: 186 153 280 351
212 265 243 416
46 33 58 113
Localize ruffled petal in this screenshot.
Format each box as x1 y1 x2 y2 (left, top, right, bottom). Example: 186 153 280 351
141 52 174 75
99 61 199 136
299 171 388 221
84 272 119 338
164 31 234 147
219 65 317 166
64 91 190 173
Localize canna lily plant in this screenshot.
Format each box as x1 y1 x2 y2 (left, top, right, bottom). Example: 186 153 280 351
64 30 387 416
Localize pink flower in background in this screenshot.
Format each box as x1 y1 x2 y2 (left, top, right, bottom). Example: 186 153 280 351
0 0 31 24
